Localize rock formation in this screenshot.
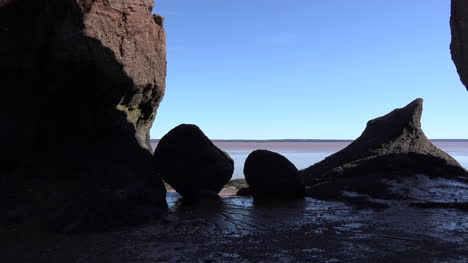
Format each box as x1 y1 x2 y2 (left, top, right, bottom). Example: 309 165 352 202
244 150 305 199
451 0 468 91
301 99 468 204
0 0 167 231
153 124 234 199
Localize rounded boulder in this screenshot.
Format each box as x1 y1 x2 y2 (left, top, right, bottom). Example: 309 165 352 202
244 150 305 199
153 124 234 199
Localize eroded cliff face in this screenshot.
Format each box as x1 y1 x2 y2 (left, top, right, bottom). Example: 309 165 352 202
80 0 167 150
450 0 468 91
0 0 167 230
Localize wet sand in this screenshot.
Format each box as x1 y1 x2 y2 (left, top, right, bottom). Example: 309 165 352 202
2 192 467 263
2 141 467 262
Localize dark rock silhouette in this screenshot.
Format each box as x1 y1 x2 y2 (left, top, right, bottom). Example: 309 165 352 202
451 0 468 91
0 0 167 231
244 150 305 199
301 99 468 203
236 187 252 196
153 124 234 199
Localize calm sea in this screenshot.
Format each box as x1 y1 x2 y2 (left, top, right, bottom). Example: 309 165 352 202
152 140 468 179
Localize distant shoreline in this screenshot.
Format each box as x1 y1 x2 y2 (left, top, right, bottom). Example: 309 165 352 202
150 139 468 143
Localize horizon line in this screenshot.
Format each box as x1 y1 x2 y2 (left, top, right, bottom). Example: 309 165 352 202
150 138 468 142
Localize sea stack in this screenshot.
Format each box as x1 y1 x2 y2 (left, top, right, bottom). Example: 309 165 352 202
301 99 468 203
153 124 234 200
0 0 167 231
244 150 305 199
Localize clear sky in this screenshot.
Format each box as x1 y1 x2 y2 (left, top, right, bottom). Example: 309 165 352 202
151 0 468 140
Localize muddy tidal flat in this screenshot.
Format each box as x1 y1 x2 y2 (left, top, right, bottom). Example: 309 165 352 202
2 140 467 263
2 192 467 263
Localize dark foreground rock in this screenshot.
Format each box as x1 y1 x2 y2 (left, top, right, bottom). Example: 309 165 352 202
451 0 468 91
153 124 234 199
244 150 305 199
0 0 167 231
301 98 468 205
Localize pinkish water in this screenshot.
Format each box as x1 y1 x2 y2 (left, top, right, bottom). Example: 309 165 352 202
152 140 468 179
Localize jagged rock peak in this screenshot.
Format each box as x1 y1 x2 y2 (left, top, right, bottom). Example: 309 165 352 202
301 99 468 205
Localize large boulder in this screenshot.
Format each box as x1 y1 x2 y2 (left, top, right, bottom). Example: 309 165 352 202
153 124 234 199
0 0 167 231
301 99 468 205
451 0 468 91
244 150 305 199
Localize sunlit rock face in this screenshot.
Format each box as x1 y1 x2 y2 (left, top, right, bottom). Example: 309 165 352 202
0 0 167 231
301 99 468 205
451 0 468 91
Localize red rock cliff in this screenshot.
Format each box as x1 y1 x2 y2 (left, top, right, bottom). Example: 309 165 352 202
79 0 167 149
0 0 167 231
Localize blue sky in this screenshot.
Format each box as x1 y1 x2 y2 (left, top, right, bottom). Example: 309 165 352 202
151 0 467 139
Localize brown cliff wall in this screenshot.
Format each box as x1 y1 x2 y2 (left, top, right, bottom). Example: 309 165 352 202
0 0 167 231
80 0 167 150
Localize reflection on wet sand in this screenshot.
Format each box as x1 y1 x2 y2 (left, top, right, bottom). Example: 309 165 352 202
169 194 311 236
2 192 467 262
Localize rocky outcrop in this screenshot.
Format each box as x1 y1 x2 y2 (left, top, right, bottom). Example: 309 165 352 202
244 150 305 199
153 124 234 199
301 99 468 204
451 0 468 91
0 0 167 231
